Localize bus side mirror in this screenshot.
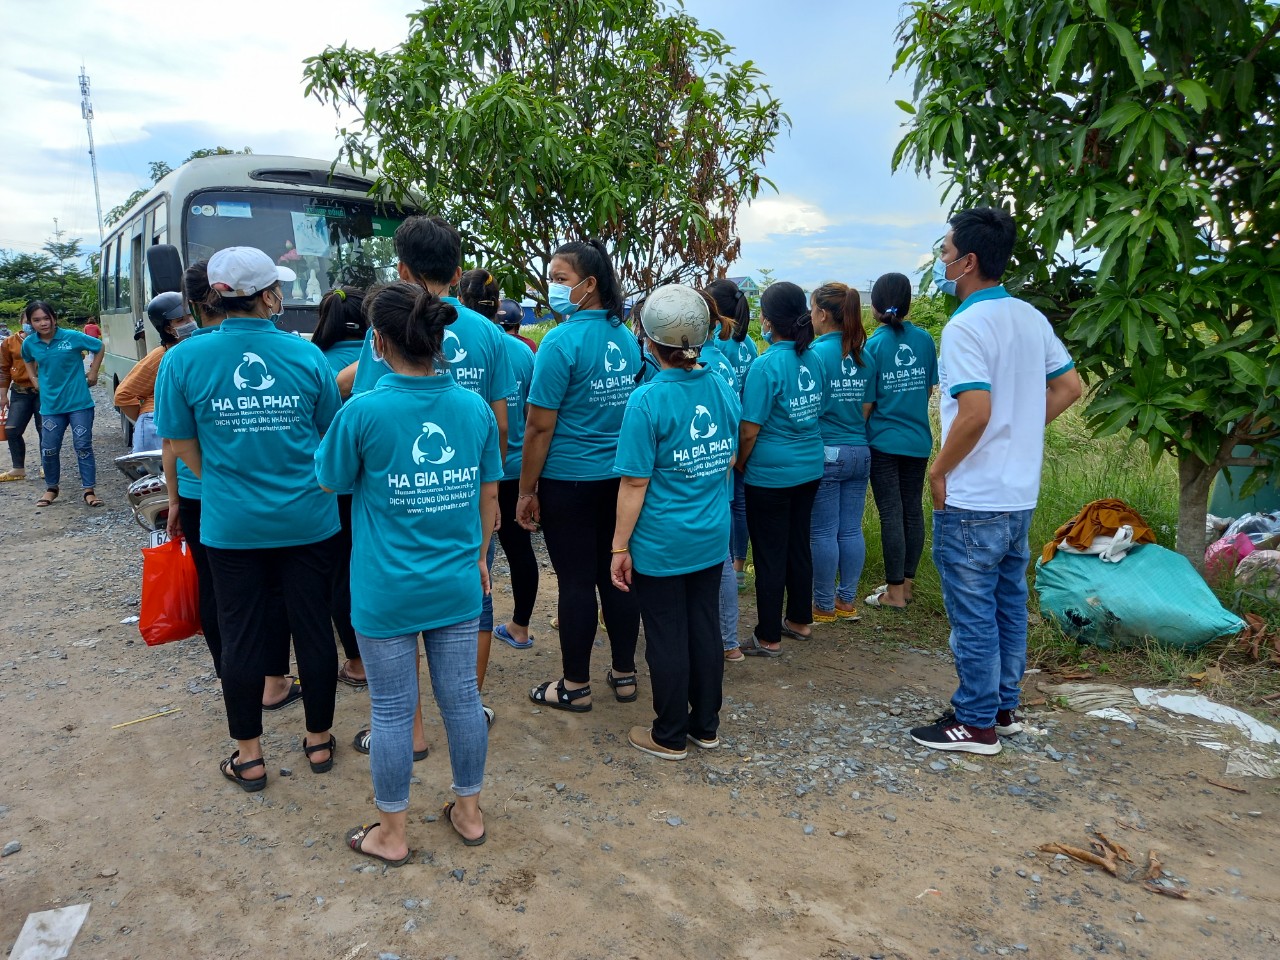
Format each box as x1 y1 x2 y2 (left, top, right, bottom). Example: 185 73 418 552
146 244 185 295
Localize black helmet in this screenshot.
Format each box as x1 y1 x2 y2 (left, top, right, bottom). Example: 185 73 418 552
146 291 186 332
495 298 523 328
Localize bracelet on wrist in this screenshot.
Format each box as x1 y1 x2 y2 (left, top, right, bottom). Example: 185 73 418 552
611 546 629 554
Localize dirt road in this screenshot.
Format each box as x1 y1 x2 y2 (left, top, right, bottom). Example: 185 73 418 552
2 390 1278 959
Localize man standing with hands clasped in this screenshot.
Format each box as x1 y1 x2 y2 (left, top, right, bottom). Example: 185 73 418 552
911 207 1082 756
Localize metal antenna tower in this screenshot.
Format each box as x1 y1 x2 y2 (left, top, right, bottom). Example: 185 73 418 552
79 66 104 245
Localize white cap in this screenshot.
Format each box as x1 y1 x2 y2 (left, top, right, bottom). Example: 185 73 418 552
208 246 296 297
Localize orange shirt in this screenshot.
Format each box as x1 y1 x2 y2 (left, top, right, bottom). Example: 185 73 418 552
114 345 166 415
0 333 35 391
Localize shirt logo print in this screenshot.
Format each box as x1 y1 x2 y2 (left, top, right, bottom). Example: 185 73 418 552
604 341 628 373
412 422 456 465
233 352 277 391
689 404 719 441
895 344 917 368
442 330 467 364
797 364 816 393
841 355 858 377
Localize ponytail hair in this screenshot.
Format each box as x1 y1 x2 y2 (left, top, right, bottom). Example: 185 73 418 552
650 340 698 371
706 278 752 342
552 239 625 324
760 281 813 354
458 268 501 320
694 288 730 344
871 272 912 334
312 286 367 353
182 260 226 324
812 282 867 364
364 281 458 370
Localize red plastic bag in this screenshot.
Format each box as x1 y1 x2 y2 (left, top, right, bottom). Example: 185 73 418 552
139 538 202 645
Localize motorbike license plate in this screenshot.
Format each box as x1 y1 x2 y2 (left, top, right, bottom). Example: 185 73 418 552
149 530 170 549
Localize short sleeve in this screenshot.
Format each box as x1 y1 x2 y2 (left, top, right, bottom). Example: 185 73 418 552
154 356 197 440
1042 320 1075 380
527 339 572 411
77 332 103 353
740 357 775 426
485 327 517 403
20 339 34 363
940 322 991 397
314 403 359 494
479 406 504 482
613 395 657 479
924 333 939 388
313 358 341 433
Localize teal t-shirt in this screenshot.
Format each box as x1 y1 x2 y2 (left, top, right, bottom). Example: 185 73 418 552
323 341 363 376
155 326 218 500
699 340 738 392
314 374 503 638
22 327 101 415
865 321 939 458
637 350 660 385
717 336 758 395
527 309 640 480
614 366 741 577
154 317 340 548
811 331 873 446
739 341 824 488
350 296 516 405
500 333 535 480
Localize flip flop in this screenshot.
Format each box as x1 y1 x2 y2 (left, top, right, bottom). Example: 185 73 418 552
739 634 782 658
263 677 303 711
0 471 25 482
494 624 533 649
352 728 429 762
443 801 486 846
337 662 368 688
346 823 412 867
724 647 746 663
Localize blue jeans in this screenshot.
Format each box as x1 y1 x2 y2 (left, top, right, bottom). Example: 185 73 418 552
479 536 497 632
730 469 748 562
357 618 487 812
932 508 1034 728
719 557 739 651
810 444 871 610
40 407 95 489
132 411 160 452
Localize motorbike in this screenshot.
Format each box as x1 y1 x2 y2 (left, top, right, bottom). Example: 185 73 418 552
114 450 171 547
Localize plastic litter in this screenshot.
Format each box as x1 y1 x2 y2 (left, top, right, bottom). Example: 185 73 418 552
9 903 91 960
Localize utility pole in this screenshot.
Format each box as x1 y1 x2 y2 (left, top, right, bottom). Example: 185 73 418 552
79 66 104 247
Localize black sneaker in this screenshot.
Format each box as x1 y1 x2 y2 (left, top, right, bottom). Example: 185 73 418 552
995 708 1025 736
910 712 1001 755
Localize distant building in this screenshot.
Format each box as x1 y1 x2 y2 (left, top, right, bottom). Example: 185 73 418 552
726 276 761 295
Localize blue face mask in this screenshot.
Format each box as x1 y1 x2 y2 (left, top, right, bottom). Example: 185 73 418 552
933 254 963 297
548 279 587 317
372 334 389 366
22 322 33 334
762 325 774 345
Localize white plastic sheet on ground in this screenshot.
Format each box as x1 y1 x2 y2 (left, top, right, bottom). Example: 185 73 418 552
1039 682 1280 778
8 903 91 960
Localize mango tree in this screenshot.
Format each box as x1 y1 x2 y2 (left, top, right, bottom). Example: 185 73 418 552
893 0 1280 563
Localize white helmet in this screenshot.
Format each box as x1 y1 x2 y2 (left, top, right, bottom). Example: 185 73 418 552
642 285 709 351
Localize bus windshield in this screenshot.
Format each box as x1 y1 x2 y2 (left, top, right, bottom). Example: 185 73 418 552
185 190 409 305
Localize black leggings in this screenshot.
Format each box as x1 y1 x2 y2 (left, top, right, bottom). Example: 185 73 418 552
497 478 539 627
178 496 290 680
331 494 360 660
744 479 820 644
206 537 338 741
538 477 639 685
869 451 928 585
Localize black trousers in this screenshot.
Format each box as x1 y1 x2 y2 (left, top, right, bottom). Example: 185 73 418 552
497 478 539 627
538 477 639 684
178 496 290 680
869 451 929 585
331 494 360 660
634 564 723 750
206 537 338 740
744 479 820 644
4 387 41 469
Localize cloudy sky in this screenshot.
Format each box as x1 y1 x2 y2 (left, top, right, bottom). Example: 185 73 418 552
0 0 945 289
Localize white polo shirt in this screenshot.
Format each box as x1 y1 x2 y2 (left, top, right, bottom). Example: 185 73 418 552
938 286 1074 512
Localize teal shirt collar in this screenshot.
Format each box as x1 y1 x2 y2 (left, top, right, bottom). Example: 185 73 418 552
560 308 611 324
377 372 452 391
220 316 279 332
653 365 709 383
951 285 1010 318
815 331 842 345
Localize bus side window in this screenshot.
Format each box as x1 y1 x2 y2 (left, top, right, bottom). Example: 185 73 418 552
117 238 131 312
100 240 113 310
